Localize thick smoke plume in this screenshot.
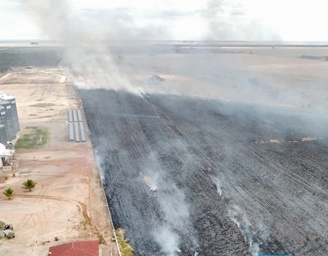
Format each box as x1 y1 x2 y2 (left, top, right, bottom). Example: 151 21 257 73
21 0 158 93
21 2 328 256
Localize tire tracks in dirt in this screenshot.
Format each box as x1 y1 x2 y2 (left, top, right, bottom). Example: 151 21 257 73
14 194 99 236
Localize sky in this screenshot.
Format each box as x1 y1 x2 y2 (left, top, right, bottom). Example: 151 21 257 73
1 0 328 41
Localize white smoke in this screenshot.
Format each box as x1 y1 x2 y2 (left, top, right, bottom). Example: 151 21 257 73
21 0 146 93
144 150 197 255
228 204 261 256
211 174 272 256
152 226 180 256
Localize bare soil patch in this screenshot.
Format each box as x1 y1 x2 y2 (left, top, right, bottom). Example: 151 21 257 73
0 68 117 255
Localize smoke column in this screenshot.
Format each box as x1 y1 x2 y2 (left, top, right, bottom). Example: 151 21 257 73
22 0 139 92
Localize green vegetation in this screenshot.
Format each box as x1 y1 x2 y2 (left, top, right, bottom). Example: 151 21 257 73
0 220 5 230
3 188 14 200
15 126 50 149
0 220 4 239
22 179 37 191
116 228 134 256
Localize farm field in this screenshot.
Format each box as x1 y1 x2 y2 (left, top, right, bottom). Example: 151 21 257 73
1 44 328 255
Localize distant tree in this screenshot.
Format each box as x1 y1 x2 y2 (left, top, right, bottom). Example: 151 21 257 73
3 188 14 200
22 179 37 191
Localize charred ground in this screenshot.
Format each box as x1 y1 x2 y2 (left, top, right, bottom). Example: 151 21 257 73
2 45 328 256
80 89 328 256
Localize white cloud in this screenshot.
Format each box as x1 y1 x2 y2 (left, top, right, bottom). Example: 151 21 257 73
0 2 43 39
244 0 328 41
1 0 328 40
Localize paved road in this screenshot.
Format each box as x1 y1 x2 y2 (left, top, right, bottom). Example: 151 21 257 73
80 89 328 256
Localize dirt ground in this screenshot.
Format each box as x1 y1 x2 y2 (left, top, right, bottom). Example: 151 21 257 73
0 68 118 255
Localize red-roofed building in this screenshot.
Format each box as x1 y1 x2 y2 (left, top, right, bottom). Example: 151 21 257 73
48 240 99 256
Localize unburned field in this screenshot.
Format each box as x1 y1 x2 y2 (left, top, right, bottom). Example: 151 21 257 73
0 47 62 74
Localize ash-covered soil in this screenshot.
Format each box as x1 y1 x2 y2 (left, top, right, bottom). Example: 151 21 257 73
80 89 328 256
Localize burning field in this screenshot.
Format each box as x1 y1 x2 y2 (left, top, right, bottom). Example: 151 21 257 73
2 1 328 255
80 89 328 256
1 44 328 256
77 49 328 255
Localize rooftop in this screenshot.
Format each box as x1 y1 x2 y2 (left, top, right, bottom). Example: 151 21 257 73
48 240 99 256
0 143 14 157
0 92 14 100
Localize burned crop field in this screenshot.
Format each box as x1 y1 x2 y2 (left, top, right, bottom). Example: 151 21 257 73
3 45 328 255
80 88 328 256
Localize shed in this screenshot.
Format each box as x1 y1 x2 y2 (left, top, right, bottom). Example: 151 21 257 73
48 240 99 256
0 143 15 168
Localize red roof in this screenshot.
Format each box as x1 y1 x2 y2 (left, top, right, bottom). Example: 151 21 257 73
48 240 99 256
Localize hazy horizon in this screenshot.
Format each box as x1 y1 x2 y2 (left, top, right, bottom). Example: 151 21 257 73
2 0 328 41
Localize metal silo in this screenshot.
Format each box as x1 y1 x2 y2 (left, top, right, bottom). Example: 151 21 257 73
0 106 9 143
0 125 7 145
0 99 15 141
0 93 20 134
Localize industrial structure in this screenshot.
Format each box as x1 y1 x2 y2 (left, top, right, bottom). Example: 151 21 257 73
48 240 99 256
68 109 86 142
0 92 20 145
0 142 15 171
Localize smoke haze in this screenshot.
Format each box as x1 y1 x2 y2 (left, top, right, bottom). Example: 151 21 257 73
143 150 198 255
22 0 167 93
204 0 281 41
20 1 328 255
